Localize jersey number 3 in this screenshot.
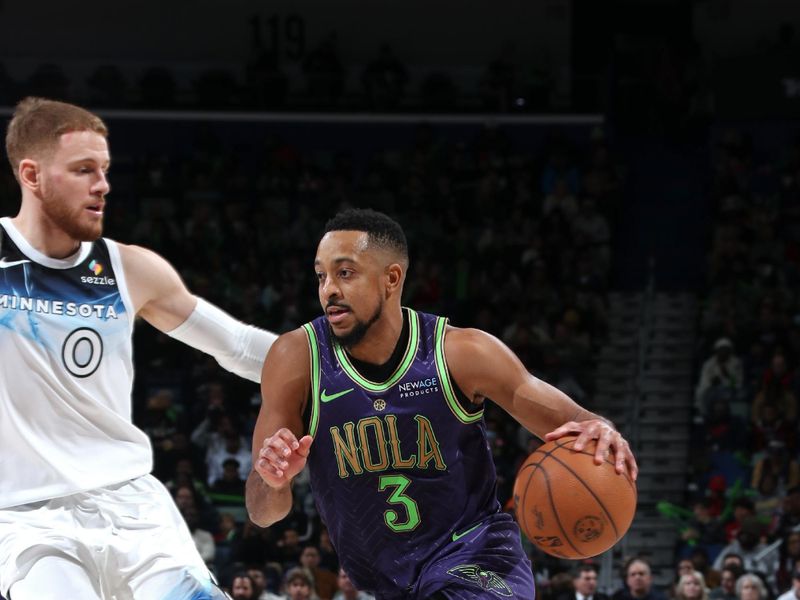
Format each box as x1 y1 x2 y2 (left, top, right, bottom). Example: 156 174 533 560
379 474 421 533
62 328 104 378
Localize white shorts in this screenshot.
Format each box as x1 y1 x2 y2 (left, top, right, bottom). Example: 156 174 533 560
0 475 227 599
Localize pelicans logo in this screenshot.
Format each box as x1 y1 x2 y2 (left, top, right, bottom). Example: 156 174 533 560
446 564 513 597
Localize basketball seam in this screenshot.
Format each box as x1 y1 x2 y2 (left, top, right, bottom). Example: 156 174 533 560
517 459 583 558
519 459 537 545
543 450 622 539
540 459 584 557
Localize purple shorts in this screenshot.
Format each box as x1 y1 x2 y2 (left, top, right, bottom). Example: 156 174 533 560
409 512 535 600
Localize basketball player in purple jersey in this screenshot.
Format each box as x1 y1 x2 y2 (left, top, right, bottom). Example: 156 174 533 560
247 209 638 599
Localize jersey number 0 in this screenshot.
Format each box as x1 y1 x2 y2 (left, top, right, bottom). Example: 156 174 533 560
62 327 104 378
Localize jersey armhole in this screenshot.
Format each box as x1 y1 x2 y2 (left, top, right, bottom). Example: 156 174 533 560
302 322 322 438
104 239 135 333
433 317 484 424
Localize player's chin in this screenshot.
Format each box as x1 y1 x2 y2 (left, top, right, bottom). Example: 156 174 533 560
75 220 103 241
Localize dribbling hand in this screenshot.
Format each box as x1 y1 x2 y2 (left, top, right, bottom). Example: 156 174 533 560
544 419 638 481
254 428 313 489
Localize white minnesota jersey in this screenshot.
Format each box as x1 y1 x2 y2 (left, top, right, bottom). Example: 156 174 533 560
0 218 152 509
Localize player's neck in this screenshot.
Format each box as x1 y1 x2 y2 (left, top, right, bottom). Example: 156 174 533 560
345 305 404 365
12 206 82 259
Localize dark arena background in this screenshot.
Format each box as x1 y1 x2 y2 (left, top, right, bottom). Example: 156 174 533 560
2 0 800 597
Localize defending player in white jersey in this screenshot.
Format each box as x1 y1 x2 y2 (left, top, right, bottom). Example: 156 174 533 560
0 98 277 599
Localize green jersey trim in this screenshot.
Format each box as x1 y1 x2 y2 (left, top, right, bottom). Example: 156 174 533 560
434 317 483 424
333 308 420 393
302 323 322 438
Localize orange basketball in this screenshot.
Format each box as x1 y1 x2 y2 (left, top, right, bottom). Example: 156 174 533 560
513 435 637 559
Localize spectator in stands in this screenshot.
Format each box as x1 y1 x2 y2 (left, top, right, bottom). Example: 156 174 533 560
700 392 748 452
214 513 241 579
479 43 518 111
690 548 721 590
752 377 798 433
302 33 344 107
675 559 696 588
318 527 339 572
724 499 757 543
681 499 727 559
710 566 743 600
675 571 709 600
571 197 611 274
332 568 375 600
210 457 247 499
695 338 744 411
140 387 184 479
181 504 215 566
559 564 609 600
751 440 800 496
276 528 304 571
283 567 319 600
776 488 800 541
763 353 795 394
777 570 800 600
542 177 579 219
713 517 774 584
165 457 209 498
299 545 337 600
173 482 219 533
231 573 258 600
734 574 768 600
247 567 283 600
233 520 280 571
778 533 800 593
205 426 252 487
612 558 668 600
361 44 408 110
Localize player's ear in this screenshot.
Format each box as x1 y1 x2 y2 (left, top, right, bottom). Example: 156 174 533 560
18 159 40 192
385 263 403 295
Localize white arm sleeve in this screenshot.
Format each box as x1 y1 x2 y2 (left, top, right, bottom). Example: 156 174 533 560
165 298 277 383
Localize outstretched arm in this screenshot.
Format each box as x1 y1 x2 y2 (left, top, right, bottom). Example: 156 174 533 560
246 329 313 526
118 243 276 382
445 326 638 480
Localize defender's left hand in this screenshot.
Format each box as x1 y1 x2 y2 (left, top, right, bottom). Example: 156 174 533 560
545 419 638 481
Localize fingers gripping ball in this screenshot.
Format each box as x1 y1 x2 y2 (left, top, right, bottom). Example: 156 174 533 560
513 435 637 559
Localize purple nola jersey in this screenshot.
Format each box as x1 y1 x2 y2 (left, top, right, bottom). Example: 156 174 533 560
302 308 505 598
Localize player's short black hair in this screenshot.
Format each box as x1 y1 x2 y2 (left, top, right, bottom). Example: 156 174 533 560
324 208 408 265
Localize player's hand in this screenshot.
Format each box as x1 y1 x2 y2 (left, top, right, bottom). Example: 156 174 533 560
544 419 638 481
254 428 313 489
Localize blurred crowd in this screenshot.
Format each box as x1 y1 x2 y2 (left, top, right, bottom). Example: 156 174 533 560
0 39 560 114
641 128 800 600
0 119 623 597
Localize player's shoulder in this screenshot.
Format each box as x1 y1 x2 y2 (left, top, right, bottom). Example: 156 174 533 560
444 324 498 351
443 324 505 367
266 327 312 363
115 242 180 280
114 241 164 265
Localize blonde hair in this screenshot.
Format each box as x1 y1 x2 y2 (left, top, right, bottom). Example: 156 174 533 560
5 97 107 180
676 571 709 600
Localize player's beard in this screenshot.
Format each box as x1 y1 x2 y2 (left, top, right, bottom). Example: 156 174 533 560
332 298 383 348
41 187 103 242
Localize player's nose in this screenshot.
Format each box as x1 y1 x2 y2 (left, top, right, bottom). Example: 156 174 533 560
93 171 110 195
321 276 341 299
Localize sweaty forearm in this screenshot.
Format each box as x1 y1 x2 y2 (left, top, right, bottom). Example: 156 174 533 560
245 470 293 527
